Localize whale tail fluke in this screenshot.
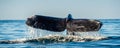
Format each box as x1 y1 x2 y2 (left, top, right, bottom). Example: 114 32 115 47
26 15 103 33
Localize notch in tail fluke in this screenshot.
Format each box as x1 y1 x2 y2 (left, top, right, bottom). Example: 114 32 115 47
66 14 73 22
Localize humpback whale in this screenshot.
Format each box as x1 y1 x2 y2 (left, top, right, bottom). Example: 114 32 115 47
26 14 102 35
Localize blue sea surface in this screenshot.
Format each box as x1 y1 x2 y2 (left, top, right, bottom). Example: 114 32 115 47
0 19 120 48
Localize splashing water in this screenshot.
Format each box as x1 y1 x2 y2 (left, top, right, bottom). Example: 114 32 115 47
25 27 41 39
25 26 67 39
0 26 107 44
73 32 106 39
25 26 106 41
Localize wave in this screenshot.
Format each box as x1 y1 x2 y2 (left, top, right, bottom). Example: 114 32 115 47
0 26 108 44
0 35 107 44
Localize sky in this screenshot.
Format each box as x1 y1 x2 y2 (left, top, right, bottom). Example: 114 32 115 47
0 0 120 20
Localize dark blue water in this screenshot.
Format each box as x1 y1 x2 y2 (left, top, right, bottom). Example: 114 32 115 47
0 19 120 48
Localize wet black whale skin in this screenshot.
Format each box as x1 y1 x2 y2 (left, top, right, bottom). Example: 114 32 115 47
26 15 102 32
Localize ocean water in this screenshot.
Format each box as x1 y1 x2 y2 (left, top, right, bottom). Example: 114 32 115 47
0 19 120 48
